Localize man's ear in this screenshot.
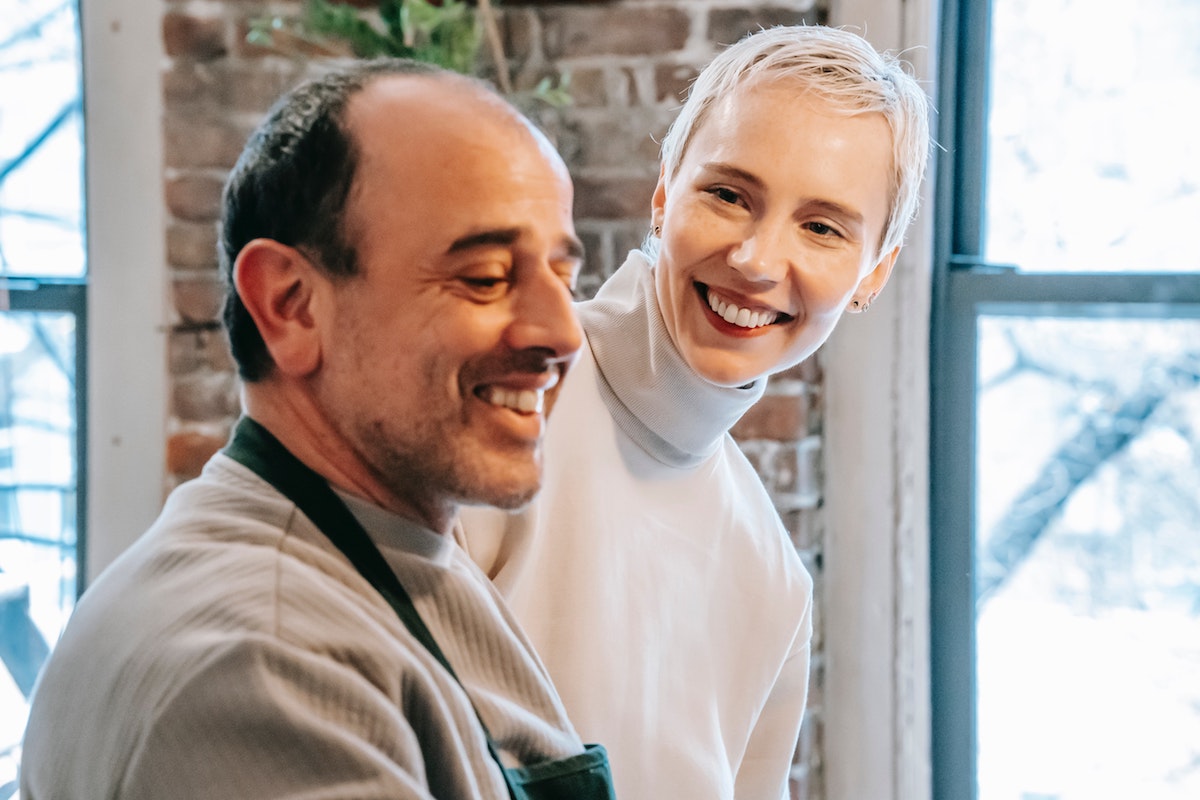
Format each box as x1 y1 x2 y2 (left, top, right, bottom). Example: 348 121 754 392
848 245 901 312
233 239 324 378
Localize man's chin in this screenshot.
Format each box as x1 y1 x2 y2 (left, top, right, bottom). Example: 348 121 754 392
456 476 542 514
480 484 540 512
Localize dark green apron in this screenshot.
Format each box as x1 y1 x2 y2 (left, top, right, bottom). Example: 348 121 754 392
224 417 617 800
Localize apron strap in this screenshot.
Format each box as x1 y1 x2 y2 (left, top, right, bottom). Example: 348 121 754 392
223 416 520 797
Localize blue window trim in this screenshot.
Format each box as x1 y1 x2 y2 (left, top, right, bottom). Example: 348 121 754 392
2 276 88 599
930 3 1200 799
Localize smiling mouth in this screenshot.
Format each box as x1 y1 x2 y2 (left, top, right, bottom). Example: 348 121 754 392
699 283 790 329
478 386 545 415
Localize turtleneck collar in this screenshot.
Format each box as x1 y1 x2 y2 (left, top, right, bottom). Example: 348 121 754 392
579 250 766 469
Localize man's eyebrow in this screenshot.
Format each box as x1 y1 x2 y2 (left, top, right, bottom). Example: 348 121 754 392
447 228 521 254
446 228 585 260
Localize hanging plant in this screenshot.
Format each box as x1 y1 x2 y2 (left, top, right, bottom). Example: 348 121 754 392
247 0 570 107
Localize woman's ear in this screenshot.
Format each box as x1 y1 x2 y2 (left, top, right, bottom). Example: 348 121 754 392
848 245 901 312
650 162 668 230
233 239 324 378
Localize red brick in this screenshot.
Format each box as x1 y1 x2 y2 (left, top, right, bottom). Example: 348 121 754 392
541 7 690 59
707 6 825 47
563 67 606 108
163 116 247 170
233 17 353 59
612 224 652 266
224 63 306 113
165 174 226 222
570 110 661 171
167 221 220 270
730 393 806 441
163 12 228 61
655 62 698 104
163 64 214 107
168 327 235 376
781 507 823 553
573 175 659 219
172 371 241 422
173 275 226 324
499 8 536 63
774 354 822 384
166 429 228 479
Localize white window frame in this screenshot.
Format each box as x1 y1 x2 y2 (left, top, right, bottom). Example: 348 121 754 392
80 0 167 582
822 1 938 798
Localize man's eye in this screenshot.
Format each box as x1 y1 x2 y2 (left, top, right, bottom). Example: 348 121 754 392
460 275 510 300
462 277 506 288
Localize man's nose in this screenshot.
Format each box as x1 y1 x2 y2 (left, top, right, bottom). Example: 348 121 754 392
728 219 791 284
506 266 583 361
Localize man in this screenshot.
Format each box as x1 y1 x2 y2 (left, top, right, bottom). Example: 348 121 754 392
21 59 613 799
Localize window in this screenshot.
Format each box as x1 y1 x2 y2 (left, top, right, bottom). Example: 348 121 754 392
931 2 1200 799
0 1 86 794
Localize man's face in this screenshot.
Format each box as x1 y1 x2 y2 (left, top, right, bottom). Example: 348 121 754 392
652 82 898 387
313 77 583 531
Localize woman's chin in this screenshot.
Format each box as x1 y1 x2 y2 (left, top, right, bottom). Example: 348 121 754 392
683 349 770 389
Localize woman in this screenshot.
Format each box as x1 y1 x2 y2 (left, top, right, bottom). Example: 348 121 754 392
459 24 931 800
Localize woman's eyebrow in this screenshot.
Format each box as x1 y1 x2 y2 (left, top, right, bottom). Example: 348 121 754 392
805 199 864 228
700 162 764 189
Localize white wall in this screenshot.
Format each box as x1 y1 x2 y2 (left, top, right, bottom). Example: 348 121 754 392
80 0 168 582
823 0 938 798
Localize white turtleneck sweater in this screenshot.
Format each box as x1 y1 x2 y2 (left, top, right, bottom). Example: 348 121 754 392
459 251 814 800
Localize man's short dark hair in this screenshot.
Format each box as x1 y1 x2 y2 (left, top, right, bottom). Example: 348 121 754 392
220 58 446 382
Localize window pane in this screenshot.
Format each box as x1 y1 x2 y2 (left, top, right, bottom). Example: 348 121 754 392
985 0 1200 273
0 310 77 793
975 314 1200 800
0 0 86 279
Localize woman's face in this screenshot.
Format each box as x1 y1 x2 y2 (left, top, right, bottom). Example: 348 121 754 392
652 82 899 387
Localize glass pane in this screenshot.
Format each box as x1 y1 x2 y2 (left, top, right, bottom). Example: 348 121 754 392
985 0 1200 273
0 310 77 795
0 0 86 278
975 315 1200 800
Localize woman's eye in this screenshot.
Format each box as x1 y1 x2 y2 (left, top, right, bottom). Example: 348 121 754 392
707 186 743 205
806 221 841 238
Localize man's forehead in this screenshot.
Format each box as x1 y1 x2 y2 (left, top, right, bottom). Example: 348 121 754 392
345 76 568 195
347 73 519 146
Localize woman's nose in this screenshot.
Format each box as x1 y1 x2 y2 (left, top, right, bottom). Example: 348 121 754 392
728 223 789 284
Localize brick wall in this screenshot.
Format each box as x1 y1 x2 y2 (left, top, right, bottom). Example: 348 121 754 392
160 1 829 796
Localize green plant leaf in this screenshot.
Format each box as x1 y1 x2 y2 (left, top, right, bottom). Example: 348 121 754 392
305 0 406 58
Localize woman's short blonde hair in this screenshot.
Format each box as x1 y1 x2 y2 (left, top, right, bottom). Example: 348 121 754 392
659 25 932 258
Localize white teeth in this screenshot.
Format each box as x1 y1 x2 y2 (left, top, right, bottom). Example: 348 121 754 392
482 387 543 414
707 288 776 329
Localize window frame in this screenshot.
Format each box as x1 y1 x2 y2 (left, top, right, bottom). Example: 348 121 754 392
2 278 89 599
929 3 1200 799
79 0 167 583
